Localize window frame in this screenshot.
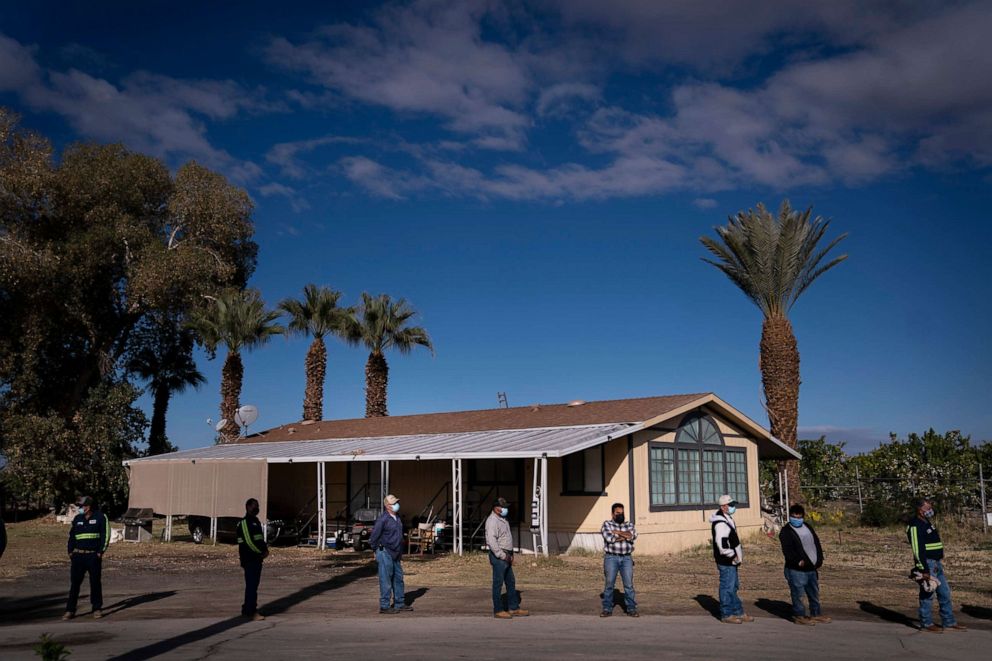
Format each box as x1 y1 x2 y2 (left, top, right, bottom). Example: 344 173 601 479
560 445 607 496
648 412 750 512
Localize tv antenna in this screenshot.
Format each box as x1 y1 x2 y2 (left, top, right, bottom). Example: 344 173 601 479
497 392 508 409
235 405 259 436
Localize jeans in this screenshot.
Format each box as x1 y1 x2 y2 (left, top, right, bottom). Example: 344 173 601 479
602 554 637 612
66 553 103 613
919 559 956 627
717 564 743 619
376 549 405 610
784 568 821 617
489 551 519 613
241 560 262 616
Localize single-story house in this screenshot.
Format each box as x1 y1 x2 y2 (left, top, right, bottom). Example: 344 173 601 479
125 392 799 555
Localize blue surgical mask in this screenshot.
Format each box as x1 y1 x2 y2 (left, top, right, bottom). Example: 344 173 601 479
923 508 934 518
499 507 509 517
789 517 804 528
391 503 400 513
727 505 736 515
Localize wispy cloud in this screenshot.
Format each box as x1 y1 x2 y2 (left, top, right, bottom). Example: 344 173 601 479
258 182 310 213
266 134 364 179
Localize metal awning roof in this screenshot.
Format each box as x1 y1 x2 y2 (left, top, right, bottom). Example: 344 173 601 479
125 423 632 464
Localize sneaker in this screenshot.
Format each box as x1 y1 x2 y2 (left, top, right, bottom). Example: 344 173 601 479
509 609 529 617
921 624 943 633
811 615 832 624
92 609 103 619
793 616 815 626
946 624 968 631
250 613 265 621
494 611 512 619
394 604 414 612
722 616 743 624
739 614 755 622
62 612 74 621
379 608 396 615
600 610 612 617
626 610 640 618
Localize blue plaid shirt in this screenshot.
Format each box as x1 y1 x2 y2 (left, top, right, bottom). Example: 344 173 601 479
601 519 637 555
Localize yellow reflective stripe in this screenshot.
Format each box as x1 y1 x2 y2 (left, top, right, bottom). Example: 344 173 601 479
909 526 924 569
76 533 100 539
925 543 943 550
103 515 110 552
252 534 264 540
240 519 261 553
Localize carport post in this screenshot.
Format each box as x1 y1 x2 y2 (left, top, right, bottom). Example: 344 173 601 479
316 462 326 552
540 455 548 557
165 515 172 542
210 517 217 545
451 459 463 555
380 460 389 504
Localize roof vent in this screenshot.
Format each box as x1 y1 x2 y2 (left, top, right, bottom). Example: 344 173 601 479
567 400 587 407
300 419 316 426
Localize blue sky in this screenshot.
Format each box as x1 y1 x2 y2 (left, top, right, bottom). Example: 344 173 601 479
1 1 990 452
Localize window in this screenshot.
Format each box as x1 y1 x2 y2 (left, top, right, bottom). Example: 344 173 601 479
562 446 605 495
648 413 749 510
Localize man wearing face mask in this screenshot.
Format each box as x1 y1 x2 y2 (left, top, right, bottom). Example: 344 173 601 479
908 498 967 632
599 502 638 617
63 496 110 620
369 494 411 614
710 494 753 624
779 504 828 625
485 497 529 619
238 498 269 620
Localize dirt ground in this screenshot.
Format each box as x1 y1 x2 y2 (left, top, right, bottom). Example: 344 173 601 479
1 518 991 627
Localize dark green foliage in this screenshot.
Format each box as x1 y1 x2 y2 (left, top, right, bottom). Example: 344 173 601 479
33 633 70 660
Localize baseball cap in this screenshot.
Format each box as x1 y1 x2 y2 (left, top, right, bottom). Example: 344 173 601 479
495 497 509 508
76 496 93 507
383 494 399 507
718 495 737 506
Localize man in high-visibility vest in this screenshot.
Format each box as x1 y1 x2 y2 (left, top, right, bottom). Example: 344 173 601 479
238 498 269 620
907 497 967 633
63 496 110 620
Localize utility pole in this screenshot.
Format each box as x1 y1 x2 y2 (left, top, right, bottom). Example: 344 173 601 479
497 392 508 409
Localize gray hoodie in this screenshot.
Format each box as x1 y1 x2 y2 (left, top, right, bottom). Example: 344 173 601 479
485 512 513 560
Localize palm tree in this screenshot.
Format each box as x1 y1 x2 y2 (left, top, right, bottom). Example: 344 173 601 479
345 293 433 417
700 200 847 502
127 319 205 455
279 284 351 421
188 289 284 442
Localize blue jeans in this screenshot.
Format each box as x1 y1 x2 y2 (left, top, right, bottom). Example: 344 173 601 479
489 551 519 613
602 554 637 612
717 564 743 619
919 559 956 627
375 549 405 610
784 568 820 617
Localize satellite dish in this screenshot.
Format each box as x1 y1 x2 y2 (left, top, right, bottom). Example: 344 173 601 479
235 405 259 427
215 419 228 432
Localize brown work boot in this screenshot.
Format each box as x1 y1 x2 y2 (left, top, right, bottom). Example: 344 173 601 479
721 616 743 624
811 615 832 624
793 616 816 626
249 612 266 621
62 612 74 621
946 624 968 631
739 614 755 622
494 611 512 619
921 624 943 633
509 609 529 617
92 609 103 619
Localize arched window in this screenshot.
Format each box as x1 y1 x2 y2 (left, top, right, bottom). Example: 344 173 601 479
649 412 748 510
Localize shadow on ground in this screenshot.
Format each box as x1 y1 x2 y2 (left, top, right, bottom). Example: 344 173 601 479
963 605 992 620
108 562 376 661
858 601 917 629
102 591 177 617
0 592 71 623
754 598 793 621
693 594 720 620
404 588 428 606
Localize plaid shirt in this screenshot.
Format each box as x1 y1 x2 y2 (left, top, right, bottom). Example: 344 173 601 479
601 519 638 555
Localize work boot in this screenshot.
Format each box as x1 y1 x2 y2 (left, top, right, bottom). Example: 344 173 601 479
600 610 612 617
509 609 529 617
811 615 832 624
721 616 743 624
92 609 103 619
921 624 943 633
739 614 755 622
250 613 266 621
379 608 396 615
494 611 512 619
793 616 815 626
946 624 968 631
62 612 74 621
394 604 414 612
626 610 640 618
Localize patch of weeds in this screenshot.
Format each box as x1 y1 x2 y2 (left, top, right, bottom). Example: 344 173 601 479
34 633 70 660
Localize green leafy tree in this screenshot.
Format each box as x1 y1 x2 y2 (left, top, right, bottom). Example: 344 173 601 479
188 289 283 442
279 284 351 421
797 437 850 503
345 293 433 418
701 201 847 502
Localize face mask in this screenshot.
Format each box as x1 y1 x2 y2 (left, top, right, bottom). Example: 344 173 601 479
499 507 509 517
613 513 625 524
789 517 804 528
391 503 400 513
923 508 934 518
248 507 259 517
727 505 737 515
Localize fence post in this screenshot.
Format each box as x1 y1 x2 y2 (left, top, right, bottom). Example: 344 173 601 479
980 463 987 534
855 465 864 514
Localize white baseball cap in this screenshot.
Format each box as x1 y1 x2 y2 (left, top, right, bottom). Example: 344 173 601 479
718 495 737 506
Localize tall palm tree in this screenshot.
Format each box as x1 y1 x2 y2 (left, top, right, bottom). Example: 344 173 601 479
127 319 205 455
345 293 433 418
279 284 351 421
700 200 847 502
188 289 284 442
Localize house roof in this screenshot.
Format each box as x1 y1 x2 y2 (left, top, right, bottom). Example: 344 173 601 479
127 392 800 464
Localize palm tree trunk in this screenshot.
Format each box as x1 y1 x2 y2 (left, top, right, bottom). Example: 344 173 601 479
365 352 389 418
149 385 170 455
220 351 243 443
303 337 326 421
760 316 802 504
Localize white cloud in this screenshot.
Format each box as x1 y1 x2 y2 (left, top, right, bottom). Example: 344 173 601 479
258 182 310 212
536 82 600 117
266 134 364 179
693 198 719 209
